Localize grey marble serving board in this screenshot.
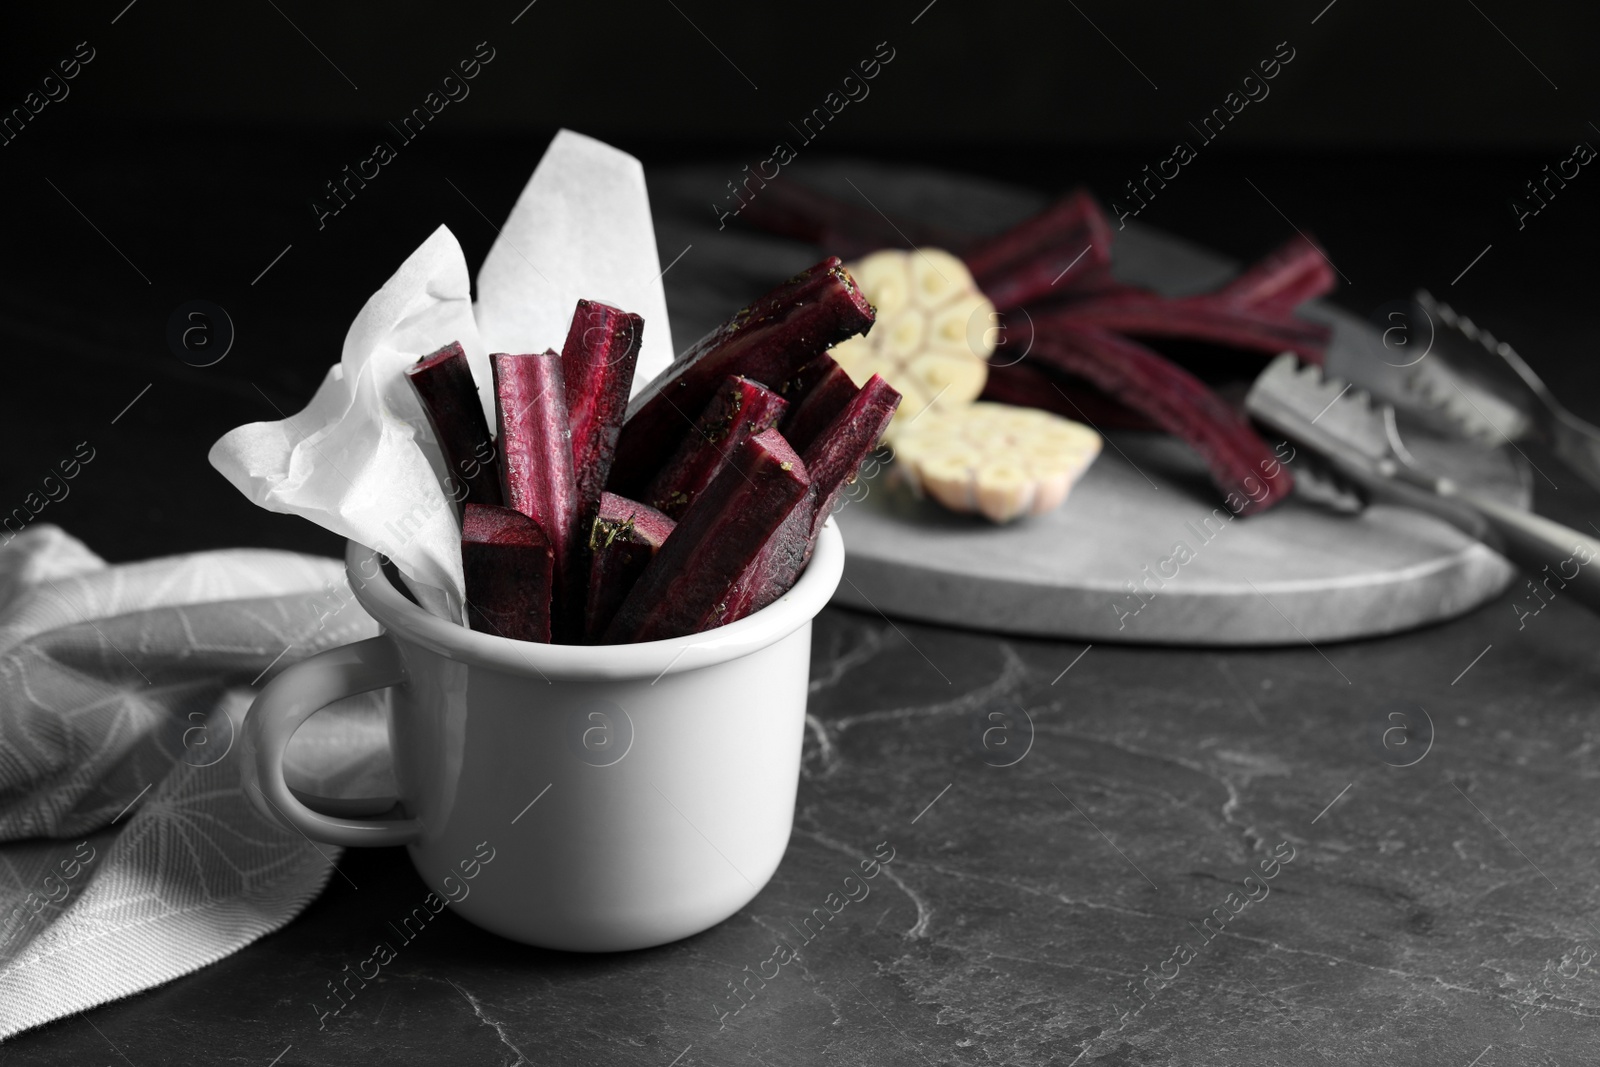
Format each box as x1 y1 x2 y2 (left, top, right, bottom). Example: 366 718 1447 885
829 226 1531 646
650 162 1530 646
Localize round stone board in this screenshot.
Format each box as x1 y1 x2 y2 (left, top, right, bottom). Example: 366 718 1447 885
828 225 1531 646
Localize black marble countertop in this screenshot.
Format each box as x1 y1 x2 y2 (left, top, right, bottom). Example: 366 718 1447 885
2 135 1598 1064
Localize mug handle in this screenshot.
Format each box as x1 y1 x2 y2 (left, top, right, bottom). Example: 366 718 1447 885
241 635 423 847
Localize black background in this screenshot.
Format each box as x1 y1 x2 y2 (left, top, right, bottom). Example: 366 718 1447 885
2 1 1597 564
7 2 1599 145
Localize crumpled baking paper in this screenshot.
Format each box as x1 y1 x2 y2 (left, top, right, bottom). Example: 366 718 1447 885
208 129 675 621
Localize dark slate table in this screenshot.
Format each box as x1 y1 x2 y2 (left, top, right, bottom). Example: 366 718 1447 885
1 132 1598 1064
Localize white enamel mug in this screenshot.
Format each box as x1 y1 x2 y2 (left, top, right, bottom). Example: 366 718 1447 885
241 521 845 952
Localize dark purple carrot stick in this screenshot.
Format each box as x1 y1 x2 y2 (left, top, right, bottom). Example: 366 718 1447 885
1027 326 1291 515
1036 299 1331 361
404 341 502 506
642 376 788 519
719 487 817 624
980 358 1161 431
584 492 676 642
462 504 554 643
610 257 874 496
561 299 643 539
800 374 901 535
602 428 812 644
780 359 860 454
722 374 900 624
1214 235 1337 311
774 351 842 406
493 350 583 641
964 189 1115 308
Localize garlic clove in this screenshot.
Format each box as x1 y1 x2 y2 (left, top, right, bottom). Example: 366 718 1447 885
907 248 970 309
879 308 927 361
906 351 987 411
853 250 912 319
974 459 1034 524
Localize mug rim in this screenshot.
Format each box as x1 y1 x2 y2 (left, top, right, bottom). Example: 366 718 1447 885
344 518 845 681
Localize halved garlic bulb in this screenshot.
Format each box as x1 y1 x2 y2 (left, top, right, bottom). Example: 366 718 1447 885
889 402 1102 523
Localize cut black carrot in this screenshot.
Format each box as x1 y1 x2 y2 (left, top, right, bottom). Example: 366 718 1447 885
720 487 816 625
584 492 676 642
964 189 1114 309
462 504 554 643
1214 235 1337 311
799 373 901 536
780 358 860 454
1027 326 1291 515
722 374 900 624
493 350 583 640
775 351 843 406
980 359 1161 431
610 258 874 496
602 428 812 644
405 341 502 506
643 375 788 519
561 299 643 541
1037 299 1330 362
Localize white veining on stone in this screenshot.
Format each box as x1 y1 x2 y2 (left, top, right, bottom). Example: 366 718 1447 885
447 979 532 1066
793 826 932 940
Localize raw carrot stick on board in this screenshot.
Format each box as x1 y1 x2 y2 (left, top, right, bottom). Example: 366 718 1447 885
1026 326 1291 515
1035 299 1328 361
1212 235 1337 312
958 188 1115 309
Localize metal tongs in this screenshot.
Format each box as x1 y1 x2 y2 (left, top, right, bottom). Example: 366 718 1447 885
1386 290 1600 493
1245 354 1600 614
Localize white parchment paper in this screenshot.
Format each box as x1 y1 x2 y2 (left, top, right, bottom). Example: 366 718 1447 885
208 130 675 621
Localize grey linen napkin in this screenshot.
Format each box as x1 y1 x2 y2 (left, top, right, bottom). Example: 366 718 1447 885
0 525 393 1039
